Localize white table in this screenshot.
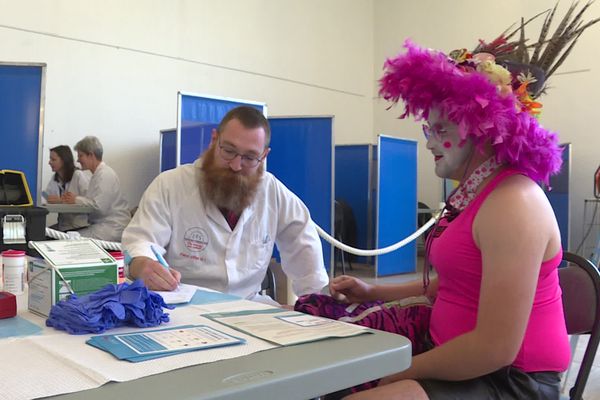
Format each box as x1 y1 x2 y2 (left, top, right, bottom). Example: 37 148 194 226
7 291 412 400
51 328 411 400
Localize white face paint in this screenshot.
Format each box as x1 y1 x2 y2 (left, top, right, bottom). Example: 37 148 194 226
425 110 474 180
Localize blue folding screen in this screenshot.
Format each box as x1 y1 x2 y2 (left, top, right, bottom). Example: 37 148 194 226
0 64 44 202
160 92 265 171
268 117 334 273
160 123 216 171
376 136 417 276
335 145 375 264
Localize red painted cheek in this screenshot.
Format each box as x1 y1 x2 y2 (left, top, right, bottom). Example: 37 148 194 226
443 141 452 148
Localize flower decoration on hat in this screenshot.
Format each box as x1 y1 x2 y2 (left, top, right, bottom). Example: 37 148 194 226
379 1 599 184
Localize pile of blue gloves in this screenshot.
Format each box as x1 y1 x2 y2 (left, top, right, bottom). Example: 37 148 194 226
46 280 174 334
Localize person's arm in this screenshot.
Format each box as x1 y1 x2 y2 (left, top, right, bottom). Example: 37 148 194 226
74 170 90 197
330 275 438 303
47 195 61 203
121 174 179 291
61 171 90 204
72 167 118 212
45 179 61 203
129 256 180 291
380 175 559 383
273 180 329 296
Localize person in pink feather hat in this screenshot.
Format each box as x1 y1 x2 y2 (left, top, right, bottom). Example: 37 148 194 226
296 5 600 399
339 39 568 400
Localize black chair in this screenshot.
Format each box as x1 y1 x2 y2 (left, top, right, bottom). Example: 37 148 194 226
334 200 357 276
559 252 600 400
261 264 277 300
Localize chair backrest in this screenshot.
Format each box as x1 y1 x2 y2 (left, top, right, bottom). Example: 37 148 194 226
261 264 277 300
334 200 344 240
559 251 600 400
334 199 357 248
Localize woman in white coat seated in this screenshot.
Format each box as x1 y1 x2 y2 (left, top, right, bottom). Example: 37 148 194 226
45 145 90 231
62 136 131 242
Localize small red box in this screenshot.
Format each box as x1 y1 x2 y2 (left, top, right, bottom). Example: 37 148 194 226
0 292 17 319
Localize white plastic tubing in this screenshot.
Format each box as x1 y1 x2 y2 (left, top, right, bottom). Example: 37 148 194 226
315 213 440 257
44 228 122 251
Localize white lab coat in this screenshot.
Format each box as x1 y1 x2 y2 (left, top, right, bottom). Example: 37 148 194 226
76 162 131 242
122 159 329 300
45 169 90 231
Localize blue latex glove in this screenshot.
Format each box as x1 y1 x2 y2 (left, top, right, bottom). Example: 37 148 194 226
46 280 174 334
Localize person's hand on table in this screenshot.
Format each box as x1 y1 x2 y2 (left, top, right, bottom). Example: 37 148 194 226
129 256 181 291
329 275 375 303
47 194 61 204
61 192 77 204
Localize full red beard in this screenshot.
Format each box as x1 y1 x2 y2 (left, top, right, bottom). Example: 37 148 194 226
200 145 263 214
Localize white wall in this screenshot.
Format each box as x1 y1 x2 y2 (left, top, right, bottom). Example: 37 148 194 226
373 0 600 251
0 0 374 207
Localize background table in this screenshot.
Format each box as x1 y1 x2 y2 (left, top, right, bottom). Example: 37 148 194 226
42 204 94 214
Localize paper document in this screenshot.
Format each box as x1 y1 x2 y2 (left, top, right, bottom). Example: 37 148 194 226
29 239 114 267
87 324 246 362
205 308 370 346
153 283 197 304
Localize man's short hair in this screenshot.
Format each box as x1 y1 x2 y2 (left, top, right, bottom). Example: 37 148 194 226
217 106 271 148
74 135 103 160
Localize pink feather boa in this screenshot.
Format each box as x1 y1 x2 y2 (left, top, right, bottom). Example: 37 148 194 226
379 39 562 184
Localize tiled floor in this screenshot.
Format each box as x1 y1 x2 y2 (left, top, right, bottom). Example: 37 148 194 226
337 259 600 399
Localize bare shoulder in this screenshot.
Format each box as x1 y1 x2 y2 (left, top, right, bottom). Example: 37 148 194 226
474 173 560 257
480 174 552 216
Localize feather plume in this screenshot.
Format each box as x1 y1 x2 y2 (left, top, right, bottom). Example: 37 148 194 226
531 4 557 63
564 1 595 34
546 31 583 78
515 18 530 64
538 2 580 71
505 9 551 41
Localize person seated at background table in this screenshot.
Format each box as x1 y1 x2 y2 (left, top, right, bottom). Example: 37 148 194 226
61 135 131 242
44 145 90 231
122 106 329 305
293 15 597 398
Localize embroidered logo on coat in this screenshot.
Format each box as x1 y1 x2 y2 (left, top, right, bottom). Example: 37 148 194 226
183 227 209 252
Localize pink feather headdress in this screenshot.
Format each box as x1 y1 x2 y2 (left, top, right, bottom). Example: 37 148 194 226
379 39 564 184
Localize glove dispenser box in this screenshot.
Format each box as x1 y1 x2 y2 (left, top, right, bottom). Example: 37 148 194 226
27 240 118 317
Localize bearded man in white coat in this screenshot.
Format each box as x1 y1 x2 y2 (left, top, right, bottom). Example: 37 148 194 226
122 106 329 304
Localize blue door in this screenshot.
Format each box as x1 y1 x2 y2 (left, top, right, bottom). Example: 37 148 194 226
0 64 45 202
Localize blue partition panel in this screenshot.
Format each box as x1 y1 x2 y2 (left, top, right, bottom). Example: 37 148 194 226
181 95 263 123
0 65 43 201
160 124 216 171
268 117 333 272
181 123 216 163
376 136 417 276
160 93 265 172
545 143 570 251
160 129 177 172
335 145 371 264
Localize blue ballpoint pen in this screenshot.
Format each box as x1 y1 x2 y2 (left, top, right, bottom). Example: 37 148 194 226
150 245 170 270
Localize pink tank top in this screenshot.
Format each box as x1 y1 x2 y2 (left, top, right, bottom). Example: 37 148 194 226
428 169 570 372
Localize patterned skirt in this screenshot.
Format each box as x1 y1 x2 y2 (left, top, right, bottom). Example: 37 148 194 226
294 293 434 391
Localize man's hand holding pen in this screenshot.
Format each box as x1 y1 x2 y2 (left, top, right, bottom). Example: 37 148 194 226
129 256 181 291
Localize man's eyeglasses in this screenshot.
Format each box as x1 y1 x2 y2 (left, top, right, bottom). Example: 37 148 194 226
422 124 448 141
218 138 266 168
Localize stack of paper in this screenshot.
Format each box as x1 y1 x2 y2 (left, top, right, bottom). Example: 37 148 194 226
87 324 246 362
153 284 241 306
205 308 370 346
